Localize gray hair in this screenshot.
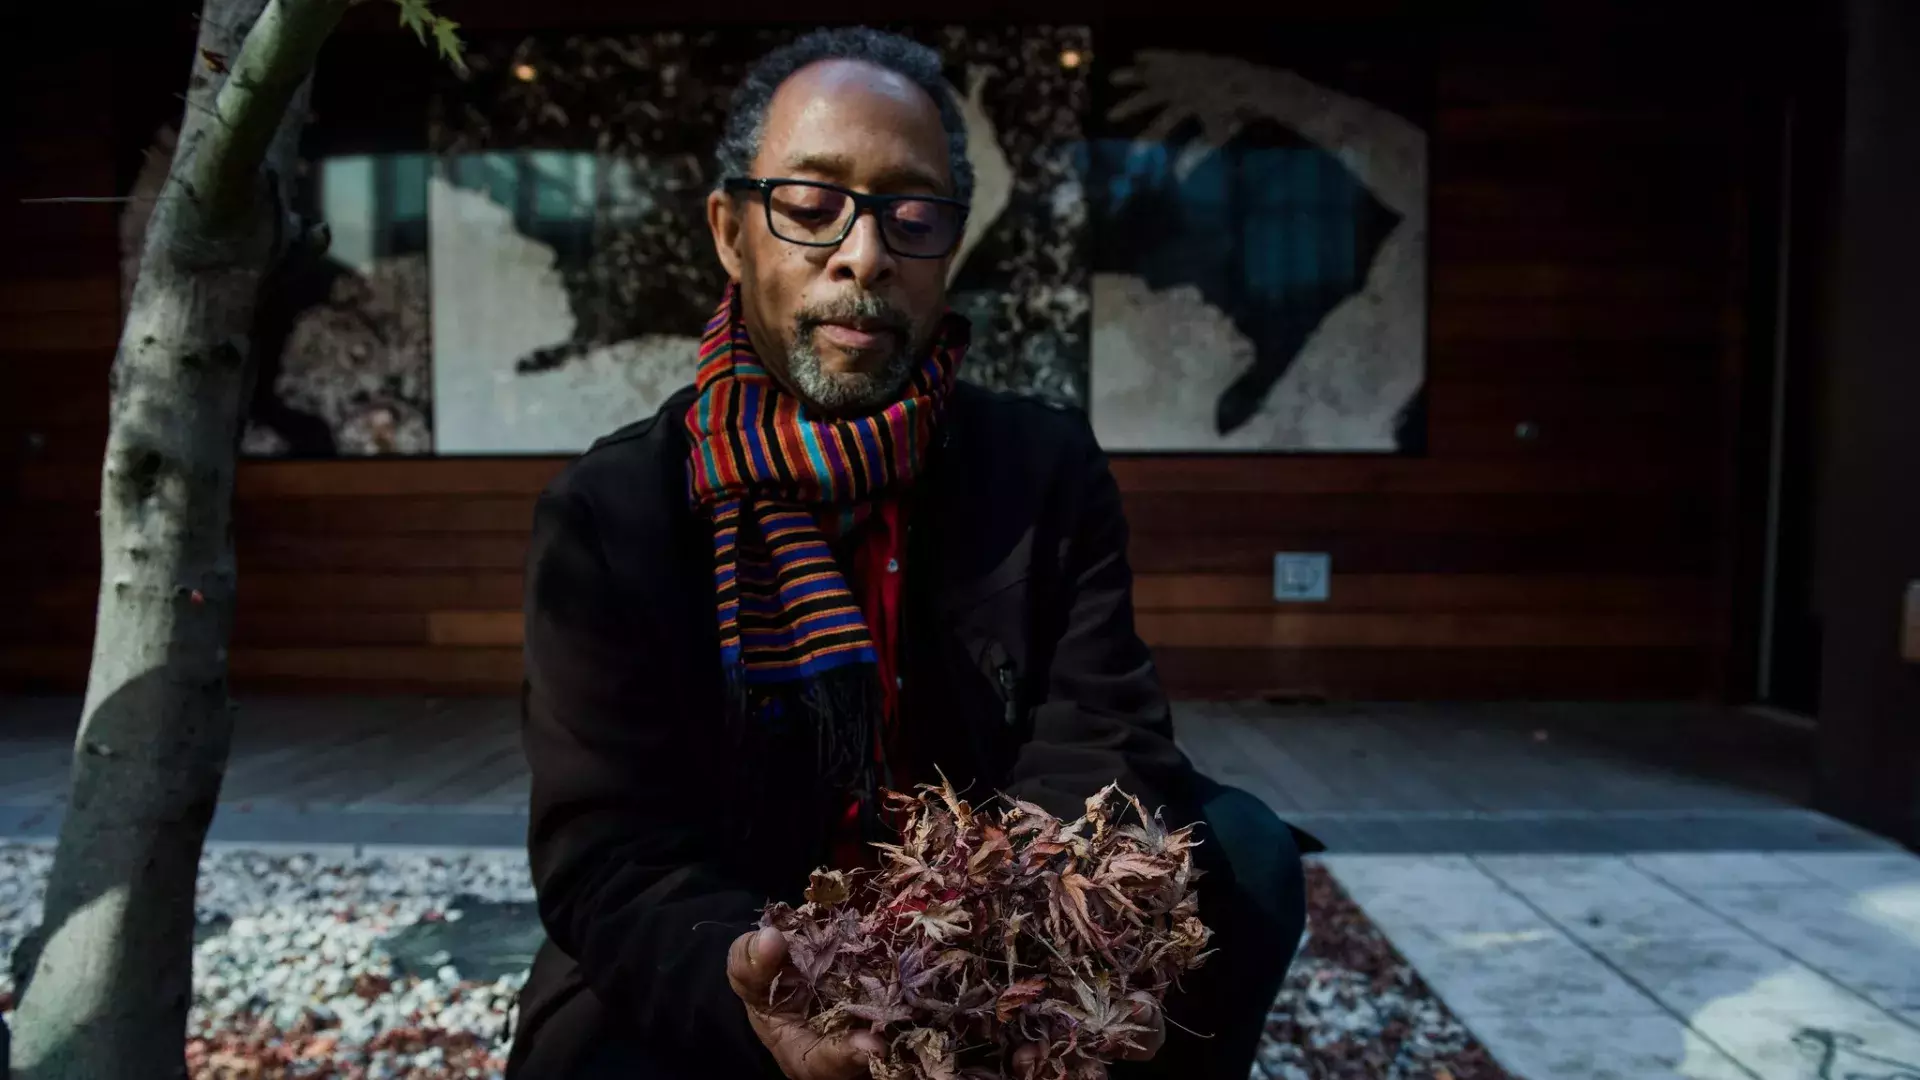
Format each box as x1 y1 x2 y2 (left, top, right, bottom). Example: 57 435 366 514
713 27 974 205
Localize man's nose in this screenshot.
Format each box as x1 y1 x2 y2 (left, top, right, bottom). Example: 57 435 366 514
825 209 896 287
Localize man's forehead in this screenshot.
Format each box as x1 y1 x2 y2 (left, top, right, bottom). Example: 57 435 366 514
765 58 928 125
756 58 950 189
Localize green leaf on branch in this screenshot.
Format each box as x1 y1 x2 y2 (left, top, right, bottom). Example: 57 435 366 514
394 0 433 42
431 16 465 69
392 0 466 71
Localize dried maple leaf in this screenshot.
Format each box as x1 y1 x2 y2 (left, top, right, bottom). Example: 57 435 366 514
1065 971 1151 1057
762 780 1209 1079
900 1026 961 1080
1098 852 1170 882
899 946 969 995
789 920 842 986
1116 798 1193 859
808 1000 856 1035
994 976 1048 1022
873 842 935 890
905 898 972 944
1024 839 1072 860
807 868 852 908
1054 872 1104 951
966 823 1011 879
846 973 916 1026
1082 782 1124 839
934 768 974 829
1000 909 1029 981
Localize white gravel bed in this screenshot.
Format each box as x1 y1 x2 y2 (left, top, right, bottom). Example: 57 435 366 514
1252 862 1514 1080
1256 953 1493 1080
1 843 533 1080
0 847 1511 1080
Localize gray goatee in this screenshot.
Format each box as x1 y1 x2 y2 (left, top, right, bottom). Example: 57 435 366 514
788 293 916 413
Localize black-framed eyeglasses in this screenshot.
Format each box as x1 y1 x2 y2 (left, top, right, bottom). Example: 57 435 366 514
724 177 969 260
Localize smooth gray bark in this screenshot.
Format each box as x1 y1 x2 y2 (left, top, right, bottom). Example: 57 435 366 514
8 0 347 1075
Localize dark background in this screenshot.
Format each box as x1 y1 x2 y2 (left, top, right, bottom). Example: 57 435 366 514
4 1 1915 839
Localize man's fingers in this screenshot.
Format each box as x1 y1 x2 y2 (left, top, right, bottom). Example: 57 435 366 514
1121 998 1167 1061
787 1022 883 1080
848 1030 884 1058
1010 1042 1042 1079
725 926 788 1004
730 931 888 1080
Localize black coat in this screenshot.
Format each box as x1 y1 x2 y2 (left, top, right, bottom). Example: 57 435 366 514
507 382 1198 1078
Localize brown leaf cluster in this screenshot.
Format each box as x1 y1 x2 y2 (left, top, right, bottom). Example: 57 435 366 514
760 777 1211 1080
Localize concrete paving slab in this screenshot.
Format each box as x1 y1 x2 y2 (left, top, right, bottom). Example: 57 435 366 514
1318 854 1549 935
1474 854 1753 948
1651 855 1920 1016
1626 853 1824 892
1388 922 1670 1022
1467 1014 1756 1080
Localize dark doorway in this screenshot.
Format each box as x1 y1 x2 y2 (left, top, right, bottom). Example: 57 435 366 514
1757 53 1845 718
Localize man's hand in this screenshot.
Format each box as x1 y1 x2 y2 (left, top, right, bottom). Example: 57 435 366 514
1008 997 1165 1079
727 926 883 1080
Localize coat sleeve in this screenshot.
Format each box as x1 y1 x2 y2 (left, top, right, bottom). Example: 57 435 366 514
520 486 779 1076
999 418 1196 823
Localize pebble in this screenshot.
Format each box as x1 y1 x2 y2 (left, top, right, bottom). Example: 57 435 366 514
1254 864 1516 1080
1 844 530 1079
0 847 1512 1079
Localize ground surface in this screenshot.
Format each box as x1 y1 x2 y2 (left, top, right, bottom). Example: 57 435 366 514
1326 851 1920 1080
0 845 1509 1080
4 697 1909 1077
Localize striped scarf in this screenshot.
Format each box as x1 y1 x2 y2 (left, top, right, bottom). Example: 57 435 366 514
685 284 967 792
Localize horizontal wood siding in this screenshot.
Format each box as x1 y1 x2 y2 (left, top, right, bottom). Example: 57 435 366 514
0 12 1767 702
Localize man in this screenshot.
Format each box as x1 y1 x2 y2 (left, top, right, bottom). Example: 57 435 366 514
507 27 1312 1080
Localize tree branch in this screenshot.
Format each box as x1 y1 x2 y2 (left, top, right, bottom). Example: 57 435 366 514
185 0 351 233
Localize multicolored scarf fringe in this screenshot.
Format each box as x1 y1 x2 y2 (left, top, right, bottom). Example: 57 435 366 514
685 284 966 790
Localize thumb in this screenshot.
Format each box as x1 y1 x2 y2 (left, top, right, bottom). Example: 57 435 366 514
820 1028 886 1079
848 1029 885 1058
726 926 789 1006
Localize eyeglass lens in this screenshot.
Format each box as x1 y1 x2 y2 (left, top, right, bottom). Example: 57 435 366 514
764 182 962 258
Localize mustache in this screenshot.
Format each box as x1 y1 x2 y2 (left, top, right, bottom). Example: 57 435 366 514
794 293 911 336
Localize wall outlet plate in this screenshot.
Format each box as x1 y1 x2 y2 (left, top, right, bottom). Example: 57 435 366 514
1274 553 1331 602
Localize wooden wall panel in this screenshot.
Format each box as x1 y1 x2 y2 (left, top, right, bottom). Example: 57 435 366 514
0 11 1775 704
1152 647 1706 700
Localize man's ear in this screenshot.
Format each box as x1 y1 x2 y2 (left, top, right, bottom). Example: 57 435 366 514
708 189 744 281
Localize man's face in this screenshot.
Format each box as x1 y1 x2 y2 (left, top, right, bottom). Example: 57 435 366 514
708 59 958 415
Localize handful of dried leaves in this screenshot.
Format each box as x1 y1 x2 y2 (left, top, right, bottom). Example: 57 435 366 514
759 777 1212 1080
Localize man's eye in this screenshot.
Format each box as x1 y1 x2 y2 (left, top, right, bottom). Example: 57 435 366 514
889 204 942 235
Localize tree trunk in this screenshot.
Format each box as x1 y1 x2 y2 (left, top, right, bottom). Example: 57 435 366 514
8 0 346 1076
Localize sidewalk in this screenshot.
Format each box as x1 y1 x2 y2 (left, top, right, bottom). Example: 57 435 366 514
1322 850 1920 1080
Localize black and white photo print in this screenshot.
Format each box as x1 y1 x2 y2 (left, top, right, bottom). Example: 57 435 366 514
1086 31 1431 453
